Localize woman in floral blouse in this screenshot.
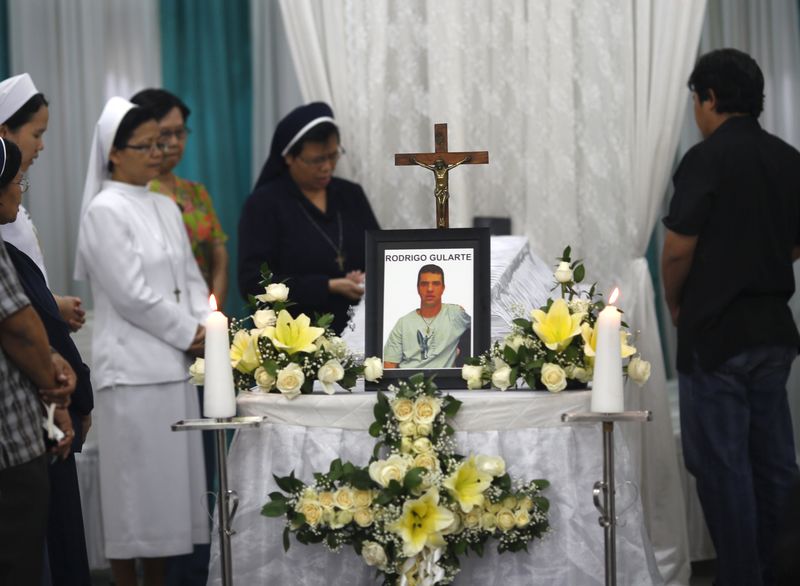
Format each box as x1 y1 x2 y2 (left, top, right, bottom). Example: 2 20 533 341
131 89 229 306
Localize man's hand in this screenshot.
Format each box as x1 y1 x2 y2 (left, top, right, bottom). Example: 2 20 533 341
187 325 205 357
330 278 364 302
345 270 365 285
40 352 76 407
51 406 74 460
55 295 86 332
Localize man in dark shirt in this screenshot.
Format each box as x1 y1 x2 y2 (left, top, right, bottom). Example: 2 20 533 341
662 48 800 586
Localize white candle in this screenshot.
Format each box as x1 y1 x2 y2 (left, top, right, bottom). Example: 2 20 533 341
591 288 624 413
203 294 236 419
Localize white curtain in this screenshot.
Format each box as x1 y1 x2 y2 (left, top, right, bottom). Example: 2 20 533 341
250 0 304 185
276 1 707 583
7 0 162 300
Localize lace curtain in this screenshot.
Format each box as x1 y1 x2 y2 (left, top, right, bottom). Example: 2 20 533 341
277 1 707 583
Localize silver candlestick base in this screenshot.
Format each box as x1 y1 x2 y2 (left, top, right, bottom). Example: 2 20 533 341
561 411 652 586
172 415 266 586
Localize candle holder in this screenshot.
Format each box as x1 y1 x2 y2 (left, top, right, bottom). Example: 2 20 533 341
560 410 652 586
172 415 267 586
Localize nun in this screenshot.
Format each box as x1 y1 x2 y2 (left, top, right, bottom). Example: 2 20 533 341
0 73 86 333
74 97 209 586
238 102 379 333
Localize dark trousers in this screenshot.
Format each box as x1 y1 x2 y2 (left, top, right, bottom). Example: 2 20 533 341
47 454 91 585
0 455 49 585
679 345 800 586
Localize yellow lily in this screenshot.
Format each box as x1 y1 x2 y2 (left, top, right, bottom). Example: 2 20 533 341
262 310 325 355
230 330 261 373
388 488 455 557
443 456 492 513
530 298 585 352
581 322 636 359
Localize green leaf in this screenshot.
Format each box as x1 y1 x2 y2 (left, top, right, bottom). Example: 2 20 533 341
512 318 531 330
453 539 468 555
408 372 426 386
502 345 518 365
442 396 462 418
261 500 288 517
573 263 585 283
495 473 512 492
315 313 335 329
561 246 571 262
283 526 291 552
263 359 279 377
274 472 303 494
403 467 426 491
368 421 383 438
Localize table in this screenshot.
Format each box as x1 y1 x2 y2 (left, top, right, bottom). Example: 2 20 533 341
207 389 664 585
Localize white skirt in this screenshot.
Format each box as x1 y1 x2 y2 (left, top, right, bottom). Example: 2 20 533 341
96 380 209 559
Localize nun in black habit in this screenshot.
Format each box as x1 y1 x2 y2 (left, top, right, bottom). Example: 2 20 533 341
238 102 379 333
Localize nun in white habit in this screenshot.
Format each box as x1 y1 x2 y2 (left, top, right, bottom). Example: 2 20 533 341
74 97 209 583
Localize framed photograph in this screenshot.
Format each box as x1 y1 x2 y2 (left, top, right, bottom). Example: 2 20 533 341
365 227 490 389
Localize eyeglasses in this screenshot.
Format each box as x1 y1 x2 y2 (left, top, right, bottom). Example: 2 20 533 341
159 127 191 141
297 146 346 168
14 177 29 193
123 142 167 154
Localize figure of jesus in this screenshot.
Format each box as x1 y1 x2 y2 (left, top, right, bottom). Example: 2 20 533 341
411 155 471 226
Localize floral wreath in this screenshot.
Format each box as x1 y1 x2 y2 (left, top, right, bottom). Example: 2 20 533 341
263 374 550 585
462 246 651 392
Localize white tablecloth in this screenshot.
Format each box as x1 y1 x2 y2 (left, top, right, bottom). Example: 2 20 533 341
208 390 664 585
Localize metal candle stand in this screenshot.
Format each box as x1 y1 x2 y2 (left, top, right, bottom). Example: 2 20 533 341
172 415 266 586
560 411 652 586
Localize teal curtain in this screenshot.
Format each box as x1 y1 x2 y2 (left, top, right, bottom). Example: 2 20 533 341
0 0 9 80
159 0 252 317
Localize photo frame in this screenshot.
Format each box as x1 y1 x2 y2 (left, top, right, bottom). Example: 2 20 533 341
365 227 491 389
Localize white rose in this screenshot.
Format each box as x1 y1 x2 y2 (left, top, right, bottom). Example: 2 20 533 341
318 491 335 509
413 452 438 472
413 396 441 424
188 358 204 385
540 363 567 392
391 398 415 422
514 508 531 528
480 512 497 531
258 282 289 303
254 366 276 391
463 508 481 528
353 489 373 508
627 356 651 386
333 487 355 511
461 364 484 389
317 359 344 395
276 363 305 399
362 541 387 569
504 334 527 353
297 500 323 527
398 421 417 437
570 366 592 384
491 358 513 391
368 455 409 488
353 508 374 527
330 509 353 529
252 309 277 329
415 422 432 436
400 437 413 453
496 508 517 532
475 455 506 477
412 437 433 454
554 261 573 283
363 356 383 381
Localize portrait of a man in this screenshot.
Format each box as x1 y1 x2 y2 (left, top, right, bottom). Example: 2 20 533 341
383 264 471 368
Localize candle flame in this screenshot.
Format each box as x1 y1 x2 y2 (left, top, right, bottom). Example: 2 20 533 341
608 288 620 305
209 294 218 311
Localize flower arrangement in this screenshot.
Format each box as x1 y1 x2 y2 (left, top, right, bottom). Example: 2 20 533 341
462 246 651 392
263 374 550 585
190 266 383 399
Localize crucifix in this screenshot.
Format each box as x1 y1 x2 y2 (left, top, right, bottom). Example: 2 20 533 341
395 123 489 229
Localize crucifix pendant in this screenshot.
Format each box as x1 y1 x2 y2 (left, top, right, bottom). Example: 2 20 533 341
174 288 181 303
335 252 345 272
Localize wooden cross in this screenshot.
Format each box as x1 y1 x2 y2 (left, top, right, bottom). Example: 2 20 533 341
395 123 489 229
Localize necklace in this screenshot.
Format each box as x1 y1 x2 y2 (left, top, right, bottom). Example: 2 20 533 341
150 199 182 303
297 202 346 271
418 310 440 335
